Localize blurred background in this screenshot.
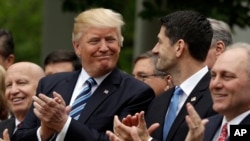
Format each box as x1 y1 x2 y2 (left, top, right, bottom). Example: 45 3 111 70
0 0 250 73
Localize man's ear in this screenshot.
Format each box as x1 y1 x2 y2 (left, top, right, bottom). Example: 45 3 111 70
73 41 81 57
164 75 174 91
215 41 226 56
5 54 15 69
175 39 185 57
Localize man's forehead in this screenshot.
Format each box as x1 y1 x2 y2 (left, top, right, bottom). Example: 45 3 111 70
213 48 247 70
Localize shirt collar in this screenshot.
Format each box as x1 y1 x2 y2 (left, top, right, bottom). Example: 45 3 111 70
180 66 209 96
79 68 111 86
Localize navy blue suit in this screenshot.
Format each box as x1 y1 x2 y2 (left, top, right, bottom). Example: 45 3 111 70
13 68 154 141
146 72 217 141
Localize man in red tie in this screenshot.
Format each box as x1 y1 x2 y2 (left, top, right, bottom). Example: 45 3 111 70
185 42 250 141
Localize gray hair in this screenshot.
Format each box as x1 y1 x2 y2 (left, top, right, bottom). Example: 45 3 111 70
227 42 250 78
208 18 233 47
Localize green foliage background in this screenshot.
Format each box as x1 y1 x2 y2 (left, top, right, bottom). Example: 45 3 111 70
1 0 250 72
0 0 42 65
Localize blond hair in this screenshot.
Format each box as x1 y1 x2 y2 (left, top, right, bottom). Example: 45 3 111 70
72 8 125 46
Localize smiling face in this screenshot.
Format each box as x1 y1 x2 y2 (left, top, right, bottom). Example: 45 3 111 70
73 27 120 77
5 62 44 119
210 48 250 121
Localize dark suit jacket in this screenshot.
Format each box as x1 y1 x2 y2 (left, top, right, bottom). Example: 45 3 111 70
0 117 15 138
13 68 154 141
146 72 217 141
204 114 250 141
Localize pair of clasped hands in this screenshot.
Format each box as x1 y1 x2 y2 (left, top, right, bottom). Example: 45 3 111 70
106 103 209 141
32 92 70 140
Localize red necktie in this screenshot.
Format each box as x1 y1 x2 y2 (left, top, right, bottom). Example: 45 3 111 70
218 123 228 141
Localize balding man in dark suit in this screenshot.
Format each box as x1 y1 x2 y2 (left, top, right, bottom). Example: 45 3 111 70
185 43 250 141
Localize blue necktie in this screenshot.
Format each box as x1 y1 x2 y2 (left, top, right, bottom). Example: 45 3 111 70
163 86 183 141
69 77 96 120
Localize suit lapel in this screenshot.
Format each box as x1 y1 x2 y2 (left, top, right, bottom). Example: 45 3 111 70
167 72 211 140
55 71 80 105
78 68 121 122
147 87 175 140
204 115 223 141
4 118 15 136
239 113 250 124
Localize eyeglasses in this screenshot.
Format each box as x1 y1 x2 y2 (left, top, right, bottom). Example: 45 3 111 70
136 73 166 82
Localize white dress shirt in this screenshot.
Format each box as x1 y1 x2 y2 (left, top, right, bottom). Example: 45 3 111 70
177 66 209 114
37 68 109 141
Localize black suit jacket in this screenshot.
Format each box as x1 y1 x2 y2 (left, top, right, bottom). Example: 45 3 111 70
13 68 154 141
0 118 15 138
146 72 217 141
204 114 250 141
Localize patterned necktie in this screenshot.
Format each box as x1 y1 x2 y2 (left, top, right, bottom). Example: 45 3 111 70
69 77 96 120
163 86 183 141
218 123 228 141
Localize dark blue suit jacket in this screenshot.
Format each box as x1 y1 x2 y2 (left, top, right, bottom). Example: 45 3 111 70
13 68 154 141
0 117 15 138
147 72 217 141
204 114 250 141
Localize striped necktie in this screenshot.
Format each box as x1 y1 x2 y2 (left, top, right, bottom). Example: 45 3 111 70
69 77 96 120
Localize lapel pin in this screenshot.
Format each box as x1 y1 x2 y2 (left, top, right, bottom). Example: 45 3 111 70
191 97 196 102
103 89 109 94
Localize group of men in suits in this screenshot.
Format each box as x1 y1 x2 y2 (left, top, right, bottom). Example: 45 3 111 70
2 6 246 141
107 10 217 141
106 9 250 141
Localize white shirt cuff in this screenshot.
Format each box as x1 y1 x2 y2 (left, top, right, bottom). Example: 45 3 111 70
36 127 56 141
56 117 71 141
36 127 42 141
148 137 153 141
